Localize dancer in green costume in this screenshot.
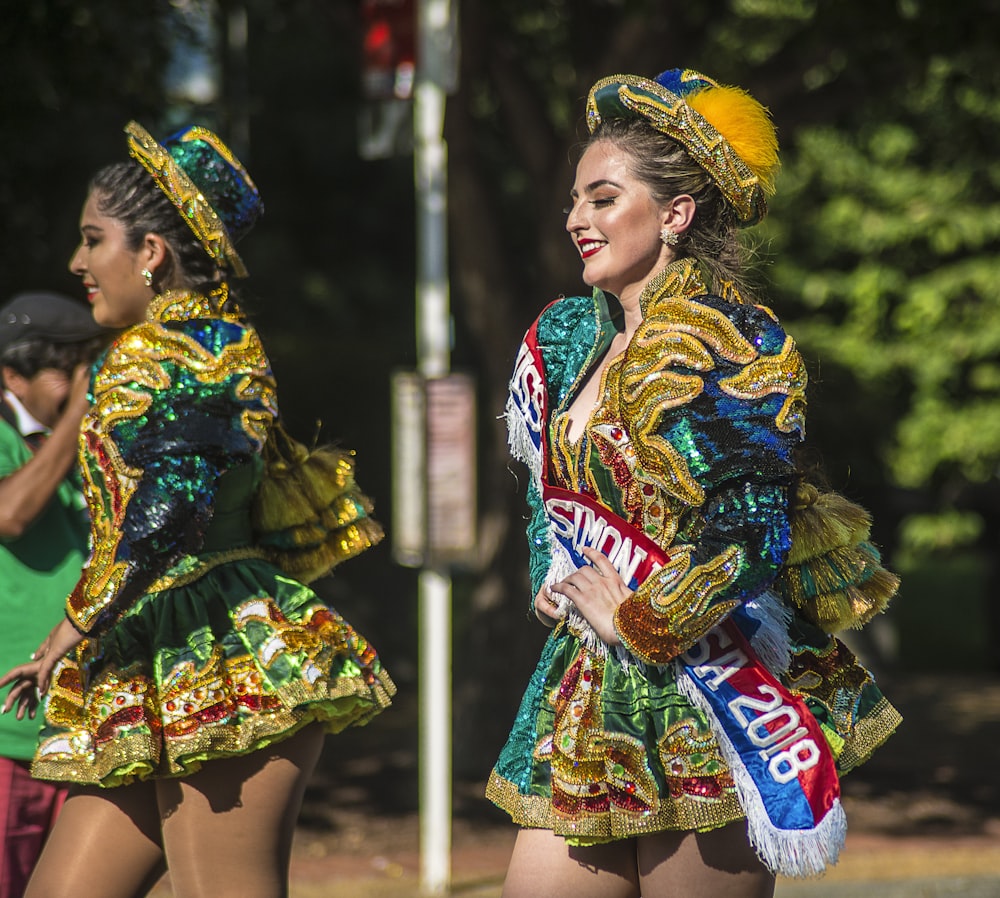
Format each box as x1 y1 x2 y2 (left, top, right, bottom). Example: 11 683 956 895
488 69 900 898
1 121 393 898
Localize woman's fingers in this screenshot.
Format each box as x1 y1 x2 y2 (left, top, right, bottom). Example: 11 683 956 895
2 675 37 717
580 546 619 577
0 663 34 692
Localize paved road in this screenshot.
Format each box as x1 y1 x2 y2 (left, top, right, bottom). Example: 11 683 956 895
146 830 1000 896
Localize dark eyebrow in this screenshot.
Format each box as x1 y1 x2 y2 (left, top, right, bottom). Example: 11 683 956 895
570 178 624 199
80 224 104 235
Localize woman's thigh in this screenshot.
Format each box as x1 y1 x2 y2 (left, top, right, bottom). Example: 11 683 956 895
501 828 640 898
156 724 324 898
25 783 165 898
637 820 775 898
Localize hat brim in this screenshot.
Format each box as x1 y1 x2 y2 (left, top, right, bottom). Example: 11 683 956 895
125 121 249 278
585 74 767 225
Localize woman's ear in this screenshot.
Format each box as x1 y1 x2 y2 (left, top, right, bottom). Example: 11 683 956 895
139 232 170 280
662 194 697 236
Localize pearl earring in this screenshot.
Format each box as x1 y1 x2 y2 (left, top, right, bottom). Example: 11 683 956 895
660 228 679 247
141 268 153 287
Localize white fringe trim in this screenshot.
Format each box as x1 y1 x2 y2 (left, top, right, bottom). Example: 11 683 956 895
742 590 792 675
675 662 846 877
505 395 539 484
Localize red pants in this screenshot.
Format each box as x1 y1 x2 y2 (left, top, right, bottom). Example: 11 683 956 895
0 757 66 898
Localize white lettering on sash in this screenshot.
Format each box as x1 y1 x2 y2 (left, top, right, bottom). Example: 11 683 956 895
511 343 545 435
545 496 657 585
684 630 822 785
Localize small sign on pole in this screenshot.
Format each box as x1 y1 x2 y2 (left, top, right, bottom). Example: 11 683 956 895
390 371 477 568
426 373 476 564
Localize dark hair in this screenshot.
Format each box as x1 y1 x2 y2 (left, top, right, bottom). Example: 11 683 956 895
587 118 756 302
89 162 223 293
1 336 106 381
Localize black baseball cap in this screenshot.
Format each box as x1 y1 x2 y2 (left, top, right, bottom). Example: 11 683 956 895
0 292 109 355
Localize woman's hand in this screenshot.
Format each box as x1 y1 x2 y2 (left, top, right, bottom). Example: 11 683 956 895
533 584 566 627
0 618 83 720
550 546 633 645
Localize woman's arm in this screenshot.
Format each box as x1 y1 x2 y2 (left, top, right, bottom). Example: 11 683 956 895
611 297 807 663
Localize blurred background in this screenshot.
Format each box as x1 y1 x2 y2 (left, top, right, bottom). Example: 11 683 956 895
3 0 1000 861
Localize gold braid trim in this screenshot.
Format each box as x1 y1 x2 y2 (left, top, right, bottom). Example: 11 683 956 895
125 122 249 278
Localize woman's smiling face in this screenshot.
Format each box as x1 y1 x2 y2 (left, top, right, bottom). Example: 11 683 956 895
68 190 153 329
564 140 672 304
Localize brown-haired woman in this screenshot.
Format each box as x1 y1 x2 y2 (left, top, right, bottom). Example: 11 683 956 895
488 69 900 898
1 122 393 898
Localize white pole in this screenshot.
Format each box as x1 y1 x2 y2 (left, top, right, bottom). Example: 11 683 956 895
418 568 451 895
416 0 453 894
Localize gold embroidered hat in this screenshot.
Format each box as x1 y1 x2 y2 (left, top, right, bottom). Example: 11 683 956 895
586 69 780 225
124 121 263 278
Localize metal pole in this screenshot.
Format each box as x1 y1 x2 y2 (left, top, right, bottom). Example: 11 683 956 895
418 568 451 895
416 0 453 893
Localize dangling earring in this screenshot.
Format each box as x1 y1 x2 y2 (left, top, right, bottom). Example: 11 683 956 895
660 228 679 247
141 268 153 288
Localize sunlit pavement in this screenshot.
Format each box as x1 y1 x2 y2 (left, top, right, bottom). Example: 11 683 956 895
143 830 1000 897
146 673 1000 897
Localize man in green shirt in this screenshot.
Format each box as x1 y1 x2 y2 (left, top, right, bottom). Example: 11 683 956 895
0 292 107 897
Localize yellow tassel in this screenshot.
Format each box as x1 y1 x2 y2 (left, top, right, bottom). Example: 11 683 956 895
292 450 355 510
776 483 900 632
268 518 385 585
687 84 780 194
251 421 383 583
251 472 319 533
795 567 901 633
320 492 373 530
785 484 872 565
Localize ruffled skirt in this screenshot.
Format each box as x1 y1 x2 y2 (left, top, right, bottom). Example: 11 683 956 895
33 555 394 787
487 624 744 841
487 619 900 843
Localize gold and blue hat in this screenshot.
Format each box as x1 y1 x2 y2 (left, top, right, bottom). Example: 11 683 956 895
586 69 780 225
125 121 263 277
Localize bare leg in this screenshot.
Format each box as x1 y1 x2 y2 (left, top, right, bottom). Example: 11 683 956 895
500 828 640 898
156 724 324 898
24 783 166 898
637 820 775 898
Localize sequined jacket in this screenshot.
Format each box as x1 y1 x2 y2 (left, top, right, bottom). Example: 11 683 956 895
523 258 808 665
66 287 277 635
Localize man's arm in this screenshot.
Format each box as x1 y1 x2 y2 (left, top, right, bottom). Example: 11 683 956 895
0 365 89 538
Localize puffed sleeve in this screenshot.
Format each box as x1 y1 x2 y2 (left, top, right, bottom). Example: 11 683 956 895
66 315 276 635
612 295 807 664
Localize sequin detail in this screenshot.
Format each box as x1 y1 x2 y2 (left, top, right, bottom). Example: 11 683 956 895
37 591 393 785
587 74 769 223
67 286 276 634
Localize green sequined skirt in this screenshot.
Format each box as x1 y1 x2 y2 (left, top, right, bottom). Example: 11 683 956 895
33 554 395 787
487 623 745 841
487 620 900 842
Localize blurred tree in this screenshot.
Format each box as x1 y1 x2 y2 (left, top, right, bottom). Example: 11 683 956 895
0 1 175 296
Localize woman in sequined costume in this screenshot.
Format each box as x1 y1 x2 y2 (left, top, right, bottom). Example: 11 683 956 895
0 122 393 898
487 70 900 898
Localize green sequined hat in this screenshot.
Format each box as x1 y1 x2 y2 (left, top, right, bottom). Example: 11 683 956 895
586 69 780 225
125 121 263 278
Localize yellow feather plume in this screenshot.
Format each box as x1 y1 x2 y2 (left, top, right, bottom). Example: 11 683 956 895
687 84 780 194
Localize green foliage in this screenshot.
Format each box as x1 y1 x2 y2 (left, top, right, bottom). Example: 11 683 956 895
898 510 984 554
761 10 1000 550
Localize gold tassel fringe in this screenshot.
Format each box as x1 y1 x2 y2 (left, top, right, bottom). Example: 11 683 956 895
251 422 383 583
776 482 900 632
